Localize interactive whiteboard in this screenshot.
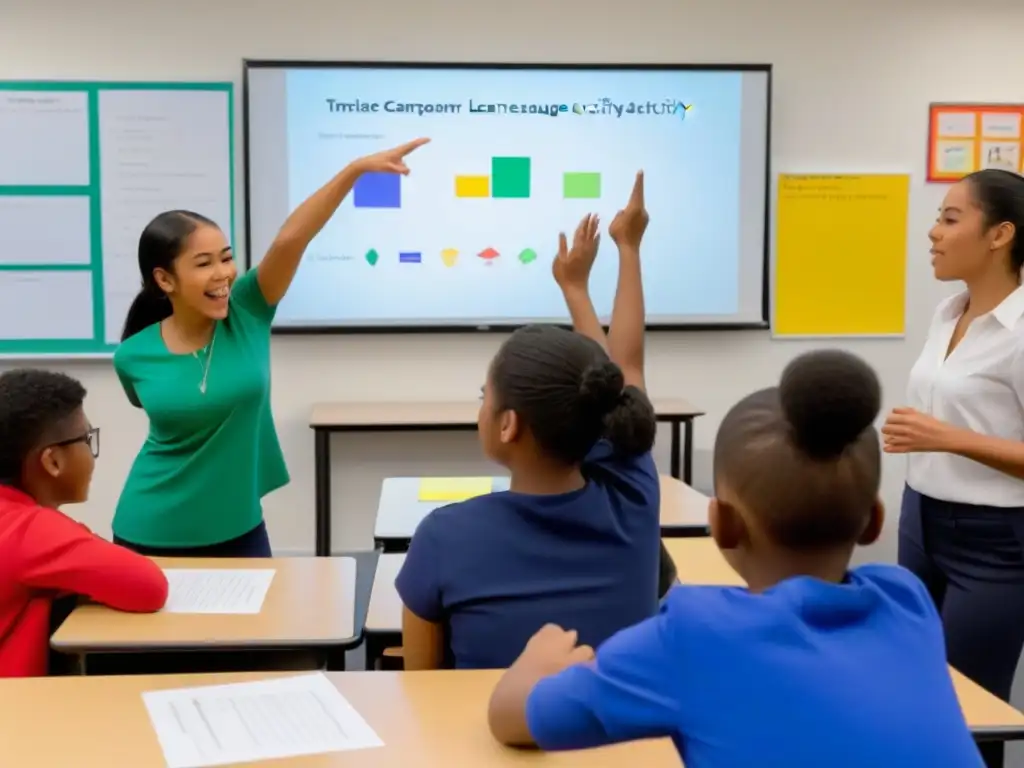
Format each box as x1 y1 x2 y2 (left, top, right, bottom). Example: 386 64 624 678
0 81 234 357
244 62 770 332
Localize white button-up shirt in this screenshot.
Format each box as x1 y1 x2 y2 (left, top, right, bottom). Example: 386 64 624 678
906 286 1024 507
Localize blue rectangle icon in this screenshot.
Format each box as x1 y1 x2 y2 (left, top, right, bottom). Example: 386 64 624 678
353 172 401 208
399 251 422 264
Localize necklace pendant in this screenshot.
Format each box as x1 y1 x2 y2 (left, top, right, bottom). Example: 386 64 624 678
199 381 206 395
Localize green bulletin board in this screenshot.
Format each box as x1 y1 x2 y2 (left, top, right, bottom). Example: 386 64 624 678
0 81 234 357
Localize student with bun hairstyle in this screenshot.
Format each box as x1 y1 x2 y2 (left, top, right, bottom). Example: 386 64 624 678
112 138 429 557
490 350 982 767
396 172 663 670
883 168 1024 768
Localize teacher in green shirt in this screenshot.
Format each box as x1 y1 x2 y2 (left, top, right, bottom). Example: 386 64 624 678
112 137 430 557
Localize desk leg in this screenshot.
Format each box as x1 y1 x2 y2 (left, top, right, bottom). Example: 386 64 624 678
326 647 347 671
669 419 681 480
314 429 332 557
683 418 694 486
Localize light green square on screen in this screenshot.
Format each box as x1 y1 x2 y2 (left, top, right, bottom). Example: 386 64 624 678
563 172 601 199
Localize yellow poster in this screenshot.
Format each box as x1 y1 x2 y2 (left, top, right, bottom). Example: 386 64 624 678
774 174 910 336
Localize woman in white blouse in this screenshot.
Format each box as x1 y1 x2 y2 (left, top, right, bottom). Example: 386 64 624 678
883 169 1024 768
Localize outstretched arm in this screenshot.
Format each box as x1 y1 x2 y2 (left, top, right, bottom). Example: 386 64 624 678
607 171 649 391
553 213 607 349
256 138 430 305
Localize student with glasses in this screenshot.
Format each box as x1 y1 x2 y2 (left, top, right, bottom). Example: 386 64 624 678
0 369 168 677
51 426 100 459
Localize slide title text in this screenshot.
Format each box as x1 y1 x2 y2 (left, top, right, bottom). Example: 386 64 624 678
325 98 693 119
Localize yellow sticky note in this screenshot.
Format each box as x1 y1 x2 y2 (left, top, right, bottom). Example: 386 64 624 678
418 477 493 502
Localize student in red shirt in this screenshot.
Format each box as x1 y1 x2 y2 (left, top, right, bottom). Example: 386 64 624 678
0 369 169 677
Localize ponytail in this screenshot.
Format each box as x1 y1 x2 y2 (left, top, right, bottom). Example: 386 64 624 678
604 385 657 457
121 285 172 341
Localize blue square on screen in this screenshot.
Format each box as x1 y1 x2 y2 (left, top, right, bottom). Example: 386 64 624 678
353 172 401 208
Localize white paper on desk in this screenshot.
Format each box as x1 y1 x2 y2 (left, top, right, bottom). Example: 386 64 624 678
161 569 275 614
143 672 383 768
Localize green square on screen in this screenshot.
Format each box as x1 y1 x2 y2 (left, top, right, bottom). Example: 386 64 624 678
491 156 531 198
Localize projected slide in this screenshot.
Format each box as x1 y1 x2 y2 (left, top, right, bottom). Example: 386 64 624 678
246 65 769 329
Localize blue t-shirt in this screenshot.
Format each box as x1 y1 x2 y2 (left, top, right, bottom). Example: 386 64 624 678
395 441 661 669
526 565 982 768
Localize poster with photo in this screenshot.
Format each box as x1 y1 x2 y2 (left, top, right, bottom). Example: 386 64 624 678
927 103 1024 182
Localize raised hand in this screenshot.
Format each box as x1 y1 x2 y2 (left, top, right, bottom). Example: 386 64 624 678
608 171 649 249
354 137 431 175
553 213 600 291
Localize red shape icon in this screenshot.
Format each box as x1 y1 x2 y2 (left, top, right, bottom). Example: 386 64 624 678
477 247 500 261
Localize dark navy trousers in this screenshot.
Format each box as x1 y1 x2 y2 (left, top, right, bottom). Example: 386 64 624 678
114 520 272 558
899 486 1024 767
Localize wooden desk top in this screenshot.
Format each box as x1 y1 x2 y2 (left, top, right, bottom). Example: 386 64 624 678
0 668 1020 766
310 397 704 428
0 670 679 766
663 538 744 587
375 476 509 539
658 476 710 532
366 554 405 633
376 475 708 543
51 557 358 653
956 668 1024 734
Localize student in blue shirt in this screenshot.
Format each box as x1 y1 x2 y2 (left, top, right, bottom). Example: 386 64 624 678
395 172 666 670
489 349 983 767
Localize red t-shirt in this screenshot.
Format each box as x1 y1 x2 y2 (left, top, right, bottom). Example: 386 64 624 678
0 486 169 677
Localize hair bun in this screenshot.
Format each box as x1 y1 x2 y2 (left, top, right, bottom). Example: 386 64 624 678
779 350 881 459
579 360 625 416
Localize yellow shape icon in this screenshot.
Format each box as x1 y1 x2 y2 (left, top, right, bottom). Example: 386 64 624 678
455 175 490 198
440 248 459 267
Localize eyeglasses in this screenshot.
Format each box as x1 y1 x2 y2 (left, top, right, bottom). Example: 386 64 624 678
51 427 100 458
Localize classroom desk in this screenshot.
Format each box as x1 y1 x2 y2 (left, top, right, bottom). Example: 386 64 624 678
358 555 1024 749
364 553 405 669
1 669 1020 765
375 475 710 552
51 557 360 674
0 670 680 766
663 537 744 586
310 398 705 556
366 553 405 635
659 475 712 538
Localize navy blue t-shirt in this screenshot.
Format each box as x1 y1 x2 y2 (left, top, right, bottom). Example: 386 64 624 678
395 441 661 669
525 564 982 767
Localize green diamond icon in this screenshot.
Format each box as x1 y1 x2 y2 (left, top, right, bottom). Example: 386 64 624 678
518 248 538 265
365 248 379 266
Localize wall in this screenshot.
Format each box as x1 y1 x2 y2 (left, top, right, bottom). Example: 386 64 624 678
2 0 1022 565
